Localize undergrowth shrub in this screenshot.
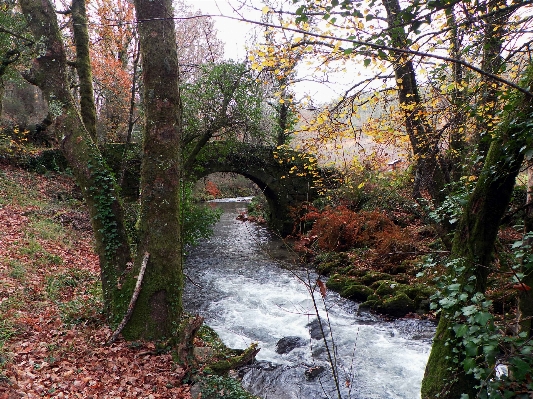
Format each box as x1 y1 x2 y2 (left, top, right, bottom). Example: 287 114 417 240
299 205 415 253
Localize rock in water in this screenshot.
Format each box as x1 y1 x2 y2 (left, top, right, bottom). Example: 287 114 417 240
275 336 305 354
306 318 330 340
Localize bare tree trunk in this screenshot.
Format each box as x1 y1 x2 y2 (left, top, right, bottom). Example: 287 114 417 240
446 6 466 182
122 0 185 340
382 0 446 202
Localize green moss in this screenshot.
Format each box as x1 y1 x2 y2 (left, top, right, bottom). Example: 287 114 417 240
373 280 406 296
196 374 259 399
403 284 434 302
325 274 351 291
315 252 350 275
341 284 373 301
360 272 394 285
378 292 416 317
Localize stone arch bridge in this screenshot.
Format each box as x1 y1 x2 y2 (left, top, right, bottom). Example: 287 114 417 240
189 142 325 235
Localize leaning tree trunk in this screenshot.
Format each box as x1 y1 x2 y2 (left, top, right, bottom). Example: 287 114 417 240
421 67 533 399
18 0 132 319
122 0 185 340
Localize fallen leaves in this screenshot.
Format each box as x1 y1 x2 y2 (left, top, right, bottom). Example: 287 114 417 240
0 166 192 398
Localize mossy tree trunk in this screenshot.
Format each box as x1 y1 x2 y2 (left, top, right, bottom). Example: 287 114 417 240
474 0 511 160
71 0 97 142
421 68 533 399
18 0 132 318
121 0 184 340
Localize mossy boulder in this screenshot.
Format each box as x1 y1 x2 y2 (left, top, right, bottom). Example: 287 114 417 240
317 261 340 275
372 280 407 296
403 284 434 303
360 272 394 285
326 274 351 291
380 293 416 317
315 252 350 275
341 284 373 301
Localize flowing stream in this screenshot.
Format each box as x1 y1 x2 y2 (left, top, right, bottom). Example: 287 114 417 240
184 199 435 399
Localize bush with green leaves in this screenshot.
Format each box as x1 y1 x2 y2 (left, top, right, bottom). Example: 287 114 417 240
428 253 533 399
198 375 257 399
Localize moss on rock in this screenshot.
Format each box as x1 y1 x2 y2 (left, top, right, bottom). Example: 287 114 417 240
341 284 374 301
379 292 416 317
326 274 351 291
360 272 394 285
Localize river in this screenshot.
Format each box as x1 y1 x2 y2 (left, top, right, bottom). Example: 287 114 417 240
183 199 435 399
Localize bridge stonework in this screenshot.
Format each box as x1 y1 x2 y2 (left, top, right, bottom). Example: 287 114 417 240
191 142 322 236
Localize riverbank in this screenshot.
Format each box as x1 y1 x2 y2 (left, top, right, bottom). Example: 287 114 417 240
184 199 434 399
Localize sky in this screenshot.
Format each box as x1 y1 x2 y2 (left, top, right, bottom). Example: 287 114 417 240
186 0 257 61
185 0 344 103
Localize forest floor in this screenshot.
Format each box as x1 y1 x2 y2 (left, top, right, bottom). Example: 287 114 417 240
0 165 191 398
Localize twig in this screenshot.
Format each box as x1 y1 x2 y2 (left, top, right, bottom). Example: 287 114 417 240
107 252 150 345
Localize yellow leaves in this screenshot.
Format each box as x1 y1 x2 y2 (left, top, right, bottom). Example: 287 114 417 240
262 6 270 14
357 182 365 189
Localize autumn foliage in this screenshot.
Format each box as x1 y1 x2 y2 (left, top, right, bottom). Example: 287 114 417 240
295 205 417 254
204 180 222 198
0 166 191 398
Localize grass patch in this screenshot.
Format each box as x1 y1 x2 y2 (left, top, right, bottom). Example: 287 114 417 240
45 269 103 326
58 294 103 326
17 237 43 258
45 268 94 301
7 260 26 281
28 217 66 241
0 169 43 208
198 375 258 399
0 318 17 372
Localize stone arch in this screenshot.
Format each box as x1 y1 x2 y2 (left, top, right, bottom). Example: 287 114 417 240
190 142 321 235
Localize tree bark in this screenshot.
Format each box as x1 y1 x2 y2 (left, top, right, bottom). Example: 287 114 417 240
18 0 132 319
421 67 533 399
474 0 511 161
122 0 185 340
71 0 98 142
382 0 446 202
445 6 466 182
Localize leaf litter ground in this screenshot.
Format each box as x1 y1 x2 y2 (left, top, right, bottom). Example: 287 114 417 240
0 165 191 399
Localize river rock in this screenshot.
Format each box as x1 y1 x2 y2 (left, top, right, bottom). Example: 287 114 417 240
275 336 305 354
306 318 330 340
304 365 325 380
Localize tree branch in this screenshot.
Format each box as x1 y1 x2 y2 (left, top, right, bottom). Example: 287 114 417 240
156 14 531 98
107 252 149 345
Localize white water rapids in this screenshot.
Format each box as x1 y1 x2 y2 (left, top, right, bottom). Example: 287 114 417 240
183 199 435 399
